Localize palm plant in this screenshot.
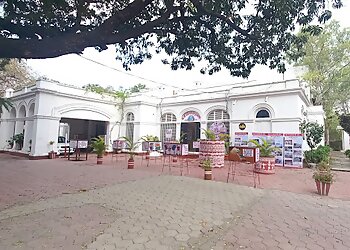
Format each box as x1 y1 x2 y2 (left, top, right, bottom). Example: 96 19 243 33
0 97 13 114
120 136 140 160
202 129 216 140
249 138 280 157
90 136 106 157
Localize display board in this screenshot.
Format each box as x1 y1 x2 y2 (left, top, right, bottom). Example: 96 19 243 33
112 140 126 150
193 141 200 149
234 132 249 146
142 141 162 151
163 143 189 155
283 134 303 168
69 140 88 149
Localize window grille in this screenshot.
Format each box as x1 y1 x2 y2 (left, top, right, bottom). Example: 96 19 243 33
161 113 176 122
256 109 270 118
125 112 135 142
126 112 135 122
207 109 230 120
160 113 176 142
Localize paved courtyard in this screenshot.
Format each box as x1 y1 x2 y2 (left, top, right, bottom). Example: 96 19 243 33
1 153 350 249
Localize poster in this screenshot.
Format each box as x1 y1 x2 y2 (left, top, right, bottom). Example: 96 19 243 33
165 129 172 140
234 132 249 146
266 133 284 166
283 134 303 168
163 143 188 155
193 141 200 149
112 140 126 150
142 141 162 151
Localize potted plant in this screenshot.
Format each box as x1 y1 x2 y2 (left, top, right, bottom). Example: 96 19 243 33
48 140 55 159
249 138 280 174
201 158 212 180
6 137 14 149
90 136 106 164
121 136 140 169
199 129 225 168
313 162 334 196
13 133 24 150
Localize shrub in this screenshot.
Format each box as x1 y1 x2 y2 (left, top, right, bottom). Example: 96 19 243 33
304 145 331 164
299 121 324 149
345 149 350 158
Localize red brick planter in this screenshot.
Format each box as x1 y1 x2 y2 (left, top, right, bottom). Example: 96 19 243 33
204 170 212 180
254 157 275 174
199 141 225 168
97 156 103 165
48 151 56 159
315 180 321 195
127 159 134 169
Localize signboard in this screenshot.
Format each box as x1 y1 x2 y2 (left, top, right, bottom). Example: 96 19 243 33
283 134 303 168
142 141 162 151
182 111 201 121
210 122 227 139
113 140 126 150
234 132 249 146
165 129 172 139
193 141 200 149
70 140 89 149
163 143 189 155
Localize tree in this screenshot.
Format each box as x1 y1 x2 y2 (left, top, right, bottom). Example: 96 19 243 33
83 83 146 137
0 0 343 77
300 121 324 150
0 59 35 114
289 21 350 144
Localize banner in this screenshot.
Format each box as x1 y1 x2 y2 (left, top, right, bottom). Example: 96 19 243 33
234 132 249 146
283 134 303 168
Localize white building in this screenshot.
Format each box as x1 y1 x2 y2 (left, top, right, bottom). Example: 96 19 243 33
0 76 324 158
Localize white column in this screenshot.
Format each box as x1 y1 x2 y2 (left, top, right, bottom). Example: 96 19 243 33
31 116 60 156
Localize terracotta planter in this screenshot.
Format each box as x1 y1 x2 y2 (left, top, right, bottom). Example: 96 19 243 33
325 183 331 196
254 156 275 174
97 156 103 165
199 140 225 168
315 180 321 195
48 151 56 159
128 158 134 169
204 170 212 180
172 157 178 163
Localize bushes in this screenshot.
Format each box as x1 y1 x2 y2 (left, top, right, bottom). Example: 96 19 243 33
345 149 350 159
304 145 331 164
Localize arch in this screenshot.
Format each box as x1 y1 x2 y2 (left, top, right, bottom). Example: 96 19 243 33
204 105 227 118
18 105 26 118
9 107 16 118
256 109 270 118
28 103 35 117
207 109 230 121
54 103 112 121
161 113 177 122
179 107 202 121
251 103 275 119
126 112 135 122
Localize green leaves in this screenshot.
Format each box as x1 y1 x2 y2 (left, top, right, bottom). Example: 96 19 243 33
300 121 324 149
249 138 280 157
90 136 106 157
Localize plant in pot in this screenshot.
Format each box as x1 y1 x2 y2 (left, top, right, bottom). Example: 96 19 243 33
6 137 14 149
121 136 140 169
13 133 24 150
48 140 56 159
313 162 333 196
201 158 212 180
249 138 280 174
199 129 225 168
90 136 106 164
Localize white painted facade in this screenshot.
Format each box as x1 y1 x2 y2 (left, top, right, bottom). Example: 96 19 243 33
0 76 324 157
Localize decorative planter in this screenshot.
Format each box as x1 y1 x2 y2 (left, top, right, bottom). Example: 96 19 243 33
128 159 135 169
204 170 212 180
254 156 275 174
199 141 225 168
321 182 325 195
48 151 56 159
325 183 331 196
315 180 321 195
97 156 103 165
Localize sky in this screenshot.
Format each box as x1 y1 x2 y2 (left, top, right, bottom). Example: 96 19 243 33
26 2 350 91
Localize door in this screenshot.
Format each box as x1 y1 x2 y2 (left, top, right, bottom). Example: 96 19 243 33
181 122 200 151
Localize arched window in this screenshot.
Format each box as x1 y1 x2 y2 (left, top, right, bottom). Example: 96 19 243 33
207 109 230 137
125 112 135 142
160 113 177 142
256 109 270 118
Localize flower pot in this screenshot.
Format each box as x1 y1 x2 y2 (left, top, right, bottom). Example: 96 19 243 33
199 141 225 168
254 157 275 174
321 182 325 195
48 151 56 159
128 158 134 169
97 156 103 165
325 183 331 196
172 157 178 163
204 170 212 180
315 180 321 195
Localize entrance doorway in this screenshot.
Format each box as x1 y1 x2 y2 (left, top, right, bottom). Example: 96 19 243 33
181 122 200 151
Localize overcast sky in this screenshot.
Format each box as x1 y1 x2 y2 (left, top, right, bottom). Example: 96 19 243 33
27 3 350 90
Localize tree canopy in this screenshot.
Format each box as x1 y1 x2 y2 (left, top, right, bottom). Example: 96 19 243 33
0 0 343 77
